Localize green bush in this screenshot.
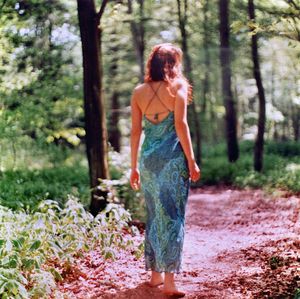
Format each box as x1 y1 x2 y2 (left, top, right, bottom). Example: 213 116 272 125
0 196 142 299
101 146 146 221
196 140 300 193
0 166 90 211
1 138 299 225
265 141 300 157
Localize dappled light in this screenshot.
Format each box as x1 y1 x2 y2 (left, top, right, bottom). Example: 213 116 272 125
0 0 299 298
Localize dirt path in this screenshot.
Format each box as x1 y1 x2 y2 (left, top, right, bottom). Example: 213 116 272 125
54 187 300 298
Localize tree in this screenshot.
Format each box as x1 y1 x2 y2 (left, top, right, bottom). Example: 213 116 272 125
0 0 83 144
107 29 121 153
248 0 266 172
201 0 211 115
77 0 110 215
292 101 300 141
127 0 145 83
176 0 202 164
219 0 239 162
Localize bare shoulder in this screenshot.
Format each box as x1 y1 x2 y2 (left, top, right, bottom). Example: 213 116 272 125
133 83 146 93
173 77 188 90
131 84 145 104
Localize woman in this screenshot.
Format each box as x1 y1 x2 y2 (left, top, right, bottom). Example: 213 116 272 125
130 43 200 297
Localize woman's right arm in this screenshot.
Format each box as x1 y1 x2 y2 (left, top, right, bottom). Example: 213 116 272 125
174 79 200 182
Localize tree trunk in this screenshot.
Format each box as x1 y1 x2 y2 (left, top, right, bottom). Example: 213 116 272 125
77 0 110 216
292 107 300 141
127 0 145 83
108 31 121 153
108 91 121 152
270 57 279 141
201 0 210 114
218 0 239 162
248 0 266 172
176 0 202 165
281 119 288 141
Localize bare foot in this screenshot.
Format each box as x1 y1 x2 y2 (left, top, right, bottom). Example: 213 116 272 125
162 282 185 297
147 271 164 287
162 287 185 297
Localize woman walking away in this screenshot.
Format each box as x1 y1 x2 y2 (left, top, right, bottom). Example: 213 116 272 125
130 43 201 298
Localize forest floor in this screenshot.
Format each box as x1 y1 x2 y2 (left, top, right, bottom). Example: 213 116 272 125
53 186 300 299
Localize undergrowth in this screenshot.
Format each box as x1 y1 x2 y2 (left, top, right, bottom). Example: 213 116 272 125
0 196 142 298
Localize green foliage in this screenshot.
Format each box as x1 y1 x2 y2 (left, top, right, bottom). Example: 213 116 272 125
0 165 90 211
0 196 141 298
99 146 146 221
264 141 300 157
197 141 300 193
0 139 145 221
294 288 300 299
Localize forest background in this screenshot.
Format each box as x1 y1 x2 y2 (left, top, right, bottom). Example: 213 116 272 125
0 0 300 298
1 0 299 218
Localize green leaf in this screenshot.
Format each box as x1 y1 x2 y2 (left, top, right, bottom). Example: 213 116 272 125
29 240 41 251
1 292 9 299
0 240 5 248
6 280 19 296
8 257 18 268
109 233 115 246
49 267 63 281
0 281 8 294
22 259 35 270
104 250 114 259
12 239 23 250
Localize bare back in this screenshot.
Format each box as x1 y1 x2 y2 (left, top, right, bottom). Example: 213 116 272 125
135 80 178 125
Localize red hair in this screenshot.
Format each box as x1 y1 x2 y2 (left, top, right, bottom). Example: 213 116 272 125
144 43 193 105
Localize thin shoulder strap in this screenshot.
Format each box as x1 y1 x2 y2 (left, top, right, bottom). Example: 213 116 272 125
144 82 163 114
144 82 171 115
149 82 172 111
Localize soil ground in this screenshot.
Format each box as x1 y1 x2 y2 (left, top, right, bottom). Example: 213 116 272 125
53 186 300 299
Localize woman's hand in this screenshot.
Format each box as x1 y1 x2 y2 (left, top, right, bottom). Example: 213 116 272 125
130 168 141 191
188 159 201 182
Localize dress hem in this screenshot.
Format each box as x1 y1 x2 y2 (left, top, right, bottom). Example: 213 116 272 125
145 266 183 274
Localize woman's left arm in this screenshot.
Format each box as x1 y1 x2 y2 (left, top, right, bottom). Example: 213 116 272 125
130 88 142 189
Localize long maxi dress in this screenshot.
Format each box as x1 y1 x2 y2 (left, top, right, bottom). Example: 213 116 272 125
138 82 191 273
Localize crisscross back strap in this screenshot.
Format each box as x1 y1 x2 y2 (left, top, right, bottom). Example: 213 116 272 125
144 82 171 115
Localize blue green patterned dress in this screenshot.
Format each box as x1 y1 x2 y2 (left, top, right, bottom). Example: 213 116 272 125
138 109 191 273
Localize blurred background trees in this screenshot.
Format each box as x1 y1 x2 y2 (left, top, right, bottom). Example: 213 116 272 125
0 0 299 215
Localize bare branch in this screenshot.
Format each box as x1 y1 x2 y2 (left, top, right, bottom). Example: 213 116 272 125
286 0 300 11
96 0 109 24
184 0 188 24
176 0 182 24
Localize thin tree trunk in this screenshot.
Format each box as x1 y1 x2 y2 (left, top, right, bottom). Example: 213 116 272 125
292 107 299 141
270 56 279 140
240 92 246 138
233 78 241 138
77 0 110 215
108 91 121 152
281 120 288 141
108 31 121 152
202 0 210 114
219 0 239 162
177 0 202 165
127 0 145 83
248 0 266 172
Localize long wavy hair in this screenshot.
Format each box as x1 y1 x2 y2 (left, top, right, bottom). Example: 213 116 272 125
144 43 193 105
